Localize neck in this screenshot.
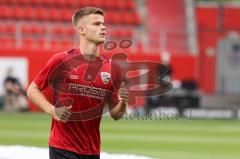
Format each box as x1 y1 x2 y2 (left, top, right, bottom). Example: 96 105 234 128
79 39 99 61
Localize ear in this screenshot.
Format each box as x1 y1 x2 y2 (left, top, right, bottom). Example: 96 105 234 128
78 26 85 36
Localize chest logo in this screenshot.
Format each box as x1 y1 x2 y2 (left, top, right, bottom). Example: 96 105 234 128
101 72 111 84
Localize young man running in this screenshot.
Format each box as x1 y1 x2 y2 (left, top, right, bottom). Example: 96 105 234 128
27 7 128 159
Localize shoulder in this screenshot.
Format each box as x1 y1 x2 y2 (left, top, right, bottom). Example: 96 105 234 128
49 49 77 63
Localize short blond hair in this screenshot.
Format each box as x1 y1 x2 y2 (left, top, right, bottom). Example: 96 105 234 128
72 7 104 27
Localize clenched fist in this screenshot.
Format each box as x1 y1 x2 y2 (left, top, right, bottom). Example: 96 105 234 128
52 106 72 123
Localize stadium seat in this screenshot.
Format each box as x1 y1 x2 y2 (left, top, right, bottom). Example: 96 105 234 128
0 0 9 4
114 0 124 9
132 12 141 25
115 29 132 38
51 39 73 50
125 0 135 10
0 6 14 19
3 24 16 34
55 0 67 7
18 0 31 5
5 0 17 5
22 38 38 49
0 36 16 49
61 9 74 22
22 25 47 35
31 0 43 6
66 0 79 7
43 0 56 6
91 0 102 7
79 0 91 7
101 0 115 9
24 7 36 20
49 8 60 21
35 7 49 21
52 27 67 36
105 11 121 24
13 6 24 20
38 38 47 48
122 12 133 24
21 37 48 49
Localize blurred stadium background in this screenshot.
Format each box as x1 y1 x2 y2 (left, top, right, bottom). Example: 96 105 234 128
0 0 240 159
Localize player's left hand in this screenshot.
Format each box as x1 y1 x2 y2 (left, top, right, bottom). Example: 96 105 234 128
118 82 128 104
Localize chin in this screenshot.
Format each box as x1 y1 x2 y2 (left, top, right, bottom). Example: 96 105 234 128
97 39 105 44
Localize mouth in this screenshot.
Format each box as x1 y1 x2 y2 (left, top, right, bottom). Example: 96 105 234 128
100 33 106 36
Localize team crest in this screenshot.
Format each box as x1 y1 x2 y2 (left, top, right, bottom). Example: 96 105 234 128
101 72 111 84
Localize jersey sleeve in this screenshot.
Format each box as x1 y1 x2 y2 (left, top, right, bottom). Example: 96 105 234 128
107 63 122 108
33 53 63 90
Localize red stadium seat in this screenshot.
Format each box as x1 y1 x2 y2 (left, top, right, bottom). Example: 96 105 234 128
18 0 31 5
13 6 24 20
101 0 115 9
0 36 16 49
3 24 16 34
22 25 47 35
105 11 121 24
79 0 91 7
32 25 47 35
49 8 60 21
51 39 73 50
67 0 79 7
91 0 102 7
120 12 141 25
0 0 9 4
132 12 141 25
61 9 74 22
13 6 35 20
24 7 36 20
31 0 43 6
52 26 75 36
114 29 125 37
38 38 47 49
0 6 14 19
36 7 49 21
52 27 66 35
43 0 56 6
66 27 75 36
114 0 124 9
121 12 133 24
115 29 133 38
125 0 135 10
6 0 18 5
22 37 48 49
55 0 68 7
22 38 37 49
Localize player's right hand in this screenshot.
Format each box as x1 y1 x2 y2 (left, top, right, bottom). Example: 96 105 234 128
53 106 72 123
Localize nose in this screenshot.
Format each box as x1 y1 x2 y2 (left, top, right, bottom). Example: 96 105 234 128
101 24 106 31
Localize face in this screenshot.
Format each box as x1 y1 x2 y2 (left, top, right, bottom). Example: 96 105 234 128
77 14 106 44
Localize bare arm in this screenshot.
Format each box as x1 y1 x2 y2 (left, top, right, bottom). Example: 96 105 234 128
109 82 128 120
27 82 71 122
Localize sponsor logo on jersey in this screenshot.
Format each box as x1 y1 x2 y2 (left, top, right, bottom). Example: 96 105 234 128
69 74 79 80
69 83 107 99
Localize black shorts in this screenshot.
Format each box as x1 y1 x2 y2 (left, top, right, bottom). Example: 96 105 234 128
49 146 100 159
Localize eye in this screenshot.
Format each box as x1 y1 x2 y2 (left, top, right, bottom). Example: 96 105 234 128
94 22 101 25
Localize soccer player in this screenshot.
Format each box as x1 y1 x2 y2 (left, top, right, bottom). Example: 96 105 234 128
27 7 128 159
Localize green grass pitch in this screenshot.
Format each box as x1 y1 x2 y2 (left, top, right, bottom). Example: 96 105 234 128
0 112 240 159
